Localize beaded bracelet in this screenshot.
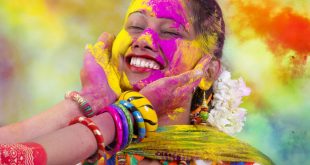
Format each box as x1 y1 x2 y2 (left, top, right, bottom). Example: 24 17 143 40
115 102 134 147
98 106 123 154
69 116 106 163
119 100 146 143
65 91 95 117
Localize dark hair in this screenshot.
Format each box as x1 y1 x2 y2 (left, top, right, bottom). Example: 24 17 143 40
188 0 225 115
188 0 225 58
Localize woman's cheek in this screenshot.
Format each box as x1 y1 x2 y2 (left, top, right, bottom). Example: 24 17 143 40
165 40 203 77
112 29 132 68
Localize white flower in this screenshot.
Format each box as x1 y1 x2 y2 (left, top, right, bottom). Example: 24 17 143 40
207 69 251 135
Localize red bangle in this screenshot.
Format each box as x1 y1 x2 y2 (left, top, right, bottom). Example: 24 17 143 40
65 91 95 117
0 142 47 165
69 116 106 163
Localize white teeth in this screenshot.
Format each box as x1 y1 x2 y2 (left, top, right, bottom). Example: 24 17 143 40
141 60 146 67
130 58 134 66
149 62 155 69
131 57 137 66
136 58 141 66
130 57 160 70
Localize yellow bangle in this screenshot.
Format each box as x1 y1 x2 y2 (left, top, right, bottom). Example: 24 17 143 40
119 91 158 132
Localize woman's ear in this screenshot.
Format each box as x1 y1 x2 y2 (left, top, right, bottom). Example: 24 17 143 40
198 58 221 90
207 58 221 81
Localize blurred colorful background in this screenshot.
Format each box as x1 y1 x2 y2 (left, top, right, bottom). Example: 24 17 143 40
0 0 309 164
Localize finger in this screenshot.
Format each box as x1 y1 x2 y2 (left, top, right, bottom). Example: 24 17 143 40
165 55 212 86
97 32 115 52
87 32 115 64
170 68 204 87
194 54 212 73
175 76 201 95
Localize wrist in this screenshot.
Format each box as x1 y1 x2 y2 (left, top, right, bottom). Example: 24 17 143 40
91 113 115 146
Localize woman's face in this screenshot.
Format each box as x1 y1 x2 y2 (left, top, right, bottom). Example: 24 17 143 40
112 0 206 90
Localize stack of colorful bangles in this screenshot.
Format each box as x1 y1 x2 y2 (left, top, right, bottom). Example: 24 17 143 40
65 91 158 163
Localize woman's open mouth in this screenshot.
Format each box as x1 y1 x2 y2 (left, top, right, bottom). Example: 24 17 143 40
126 55 164 72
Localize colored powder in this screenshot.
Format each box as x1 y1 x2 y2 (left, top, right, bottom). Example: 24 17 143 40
168 107 185 121
228 0 310 71
114 0 204 89
87 41 122 95
148 0 187 26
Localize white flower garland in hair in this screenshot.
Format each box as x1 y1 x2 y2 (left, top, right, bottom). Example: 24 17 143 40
207 69 251 135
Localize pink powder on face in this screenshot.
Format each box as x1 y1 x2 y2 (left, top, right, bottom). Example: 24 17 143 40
133 69 165 90
146 0 189 67
129 0 196 89
140 28 179 67
132 29 180 89
148 0 187 26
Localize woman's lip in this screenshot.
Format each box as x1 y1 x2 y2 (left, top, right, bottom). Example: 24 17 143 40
127 64 153 73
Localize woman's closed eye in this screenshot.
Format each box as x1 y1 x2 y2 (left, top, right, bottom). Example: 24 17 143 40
160 30 182 39
127 25 145 33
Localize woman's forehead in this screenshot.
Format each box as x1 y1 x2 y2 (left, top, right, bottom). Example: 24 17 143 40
127 0 189 25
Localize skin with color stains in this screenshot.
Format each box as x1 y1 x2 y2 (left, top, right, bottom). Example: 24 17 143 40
112 0 209 90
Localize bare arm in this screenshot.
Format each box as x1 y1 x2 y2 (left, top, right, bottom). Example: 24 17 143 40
33 113 115 165
0 112 115 165
0 99 83 143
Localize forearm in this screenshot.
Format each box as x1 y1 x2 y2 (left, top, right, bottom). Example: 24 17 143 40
0 99 82 143
33 112 115 165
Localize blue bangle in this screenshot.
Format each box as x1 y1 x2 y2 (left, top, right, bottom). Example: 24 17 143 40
119 100 146 142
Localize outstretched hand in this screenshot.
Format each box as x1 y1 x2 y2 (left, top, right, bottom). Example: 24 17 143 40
140 55 212 118
80 32 120 114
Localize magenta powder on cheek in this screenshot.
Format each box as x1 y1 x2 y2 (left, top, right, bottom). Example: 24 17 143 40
158 38 178 65
141 28 179 65
133 70 165 90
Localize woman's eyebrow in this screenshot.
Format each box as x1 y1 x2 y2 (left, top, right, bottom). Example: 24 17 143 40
128 11 144 17
161 19 188 34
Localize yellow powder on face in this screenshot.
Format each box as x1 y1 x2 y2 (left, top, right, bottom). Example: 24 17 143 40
198 33 218 56
126 0 154 19
111 0 155 91
111 29 133 90
168 107 185 120
165 39 204 77
120 72 132 90
136 31 154 48
111 29 132 68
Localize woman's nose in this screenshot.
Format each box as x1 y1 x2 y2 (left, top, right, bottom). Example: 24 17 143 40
132 30 159 52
